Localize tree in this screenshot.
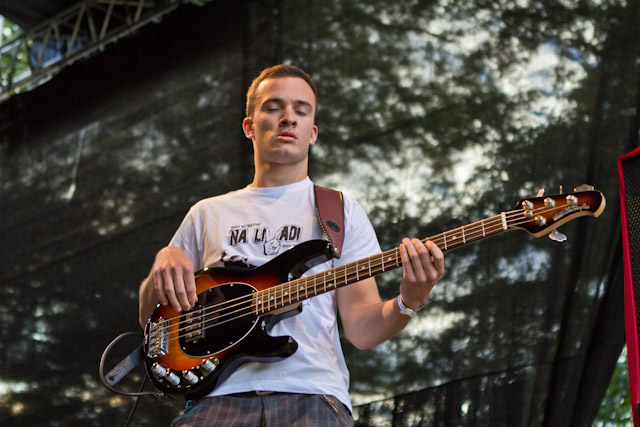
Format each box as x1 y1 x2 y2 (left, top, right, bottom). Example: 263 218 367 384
595 347 633 426
0 16 30 92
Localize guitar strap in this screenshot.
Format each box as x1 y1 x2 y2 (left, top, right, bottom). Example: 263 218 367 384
313 185 345 259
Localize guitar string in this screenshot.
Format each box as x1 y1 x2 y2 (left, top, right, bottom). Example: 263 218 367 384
177 203 547 324
151 201 584 345
153 201 576 344
154 202 568 345
152 212 508 340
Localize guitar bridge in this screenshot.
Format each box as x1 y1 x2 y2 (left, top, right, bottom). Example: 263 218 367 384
147 317 169 358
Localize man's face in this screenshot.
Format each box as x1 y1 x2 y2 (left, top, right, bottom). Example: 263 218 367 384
243 77 318 167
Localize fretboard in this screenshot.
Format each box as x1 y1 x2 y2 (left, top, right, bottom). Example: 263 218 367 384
254 210 516 315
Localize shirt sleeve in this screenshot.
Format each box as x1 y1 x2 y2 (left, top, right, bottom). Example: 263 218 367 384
168 205 205 272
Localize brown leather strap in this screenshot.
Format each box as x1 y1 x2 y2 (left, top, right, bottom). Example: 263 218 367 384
314 185 345 259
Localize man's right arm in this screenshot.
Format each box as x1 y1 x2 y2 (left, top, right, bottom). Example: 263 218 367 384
138 246 198 328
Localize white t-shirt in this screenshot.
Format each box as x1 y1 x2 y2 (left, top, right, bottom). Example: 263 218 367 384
169 177 381 411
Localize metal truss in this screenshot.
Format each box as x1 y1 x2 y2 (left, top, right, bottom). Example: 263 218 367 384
0 0 209 104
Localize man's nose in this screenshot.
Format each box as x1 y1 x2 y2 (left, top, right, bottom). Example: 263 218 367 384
280 106 297 127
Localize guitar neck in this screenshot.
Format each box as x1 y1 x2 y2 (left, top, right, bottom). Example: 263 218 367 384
255 211 514 315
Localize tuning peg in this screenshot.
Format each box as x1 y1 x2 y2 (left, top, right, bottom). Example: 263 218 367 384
536 188 545 197
549 229 567 243
573 184 594 192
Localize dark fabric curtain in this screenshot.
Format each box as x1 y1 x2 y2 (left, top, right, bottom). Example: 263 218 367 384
0 1 633 425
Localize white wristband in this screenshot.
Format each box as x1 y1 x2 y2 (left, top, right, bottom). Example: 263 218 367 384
397 295 421 318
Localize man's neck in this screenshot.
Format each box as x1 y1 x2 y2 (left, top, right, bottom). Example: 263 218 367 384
250 165 309 188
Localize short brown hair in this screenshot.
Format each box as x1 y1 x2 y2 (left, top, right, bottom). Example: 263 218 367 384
245 64 318 117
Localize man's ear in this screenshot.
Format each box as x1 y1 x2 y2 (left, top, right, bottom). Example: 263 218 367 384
309 125 318 146
242 117 254 139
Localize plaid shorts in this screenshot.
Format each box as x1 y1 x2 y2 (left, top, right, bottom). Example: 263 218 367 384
170 392 353 427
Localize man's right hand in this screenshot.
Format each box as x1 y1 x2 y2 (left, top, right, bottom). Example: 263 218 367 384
151 246 197 313
139 246 197 327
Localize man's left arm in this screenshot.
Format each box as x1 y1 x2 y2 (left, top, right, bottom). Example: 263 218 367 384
337 238 444 350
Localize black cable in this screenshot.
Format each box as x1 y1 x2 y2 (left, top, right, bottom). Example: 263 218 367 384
100 331 166 426
124 375 148 427
99 331 161 398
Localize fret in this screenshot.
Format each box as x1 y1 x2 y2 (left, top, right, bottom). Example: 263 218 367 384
462 226 466 244
361 260 368 278
292 283 296 303
272 286 277 309
355 260 360 281
251 294 256 315
481 219 485 237
344 266 348 285
256 293 263 314
271 286 277 310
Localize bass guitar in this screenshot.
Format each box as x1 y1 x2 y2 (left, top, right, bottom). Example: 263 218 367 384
143 186 605 399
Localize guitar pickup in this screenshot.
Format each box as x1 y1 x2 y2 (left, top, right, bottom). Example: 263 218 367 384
182 310 204 343
147 318 169 358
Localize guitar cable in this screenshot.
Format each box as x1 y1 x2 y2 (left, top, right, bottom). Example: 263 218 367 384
99 331 166 426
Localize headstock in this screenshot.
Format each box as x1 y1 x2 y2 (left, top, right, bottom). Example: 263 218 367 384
511 185 606 237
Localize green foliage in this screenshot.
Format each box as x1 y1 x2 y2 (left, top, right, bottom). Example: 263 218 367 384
0 16 30 89
595 347 633 426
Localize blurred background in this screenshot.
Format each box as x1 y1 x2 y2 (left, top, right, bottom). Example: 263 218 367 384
0 0 636 425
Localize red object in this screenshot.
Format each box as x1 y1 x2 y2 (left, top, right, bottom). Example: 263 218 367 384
618 146 640 427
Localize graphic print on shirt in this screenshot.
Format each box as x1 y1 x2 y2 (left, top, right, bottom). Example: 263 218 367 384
227 223 304 256
220 251 253 269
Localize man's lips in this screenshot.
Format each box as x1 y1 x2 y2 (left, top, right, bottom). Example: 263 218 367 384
276 131 297 141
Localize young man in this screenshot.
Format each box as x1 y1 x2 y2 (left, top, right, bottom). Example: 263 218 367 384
139 64 445 426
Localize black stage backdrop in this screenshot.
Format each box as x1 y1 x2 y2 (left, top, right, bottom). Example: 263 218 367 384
0 1 636 425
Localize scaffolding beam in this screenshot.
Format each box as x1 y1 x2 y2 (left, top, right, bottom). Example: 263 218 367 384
0 0 207 104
